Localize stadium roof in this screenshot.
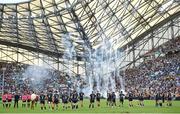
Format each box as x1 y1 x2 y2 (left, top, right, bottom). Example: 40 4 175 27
0 0 180 60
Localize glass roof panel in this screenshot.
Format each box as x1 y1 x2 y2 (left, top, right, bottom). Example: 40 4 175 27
0 0 179 59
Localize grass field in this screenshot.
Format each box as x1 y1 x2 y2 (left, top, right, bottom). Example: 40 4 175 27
0 99 180 113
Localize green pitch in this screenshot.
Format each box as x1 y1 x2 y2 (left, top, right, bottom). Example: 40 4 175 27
0 99 180 113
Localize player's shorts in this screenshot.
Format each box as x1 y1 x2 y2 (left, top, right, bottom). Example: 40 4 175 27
53 99 59 104
72 99 78 103
129 98 133 101
62 100 68 104
79 98 83 101
90 99 95 103
2 100 6 103
168 98 172 101
8 100 12 102
48 99 52 103
22 100 26 103
96 98 100 102
40 100 45 104
139 97 144 101
27 100 31 102
112 99 116 103
120 99 124 102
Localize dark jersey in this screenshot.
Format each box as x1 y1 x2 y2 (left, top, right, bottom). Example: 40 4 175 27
155 94 159 100
96 93 101 99
107 93 111 101
96 93 101 101
167 93 172 100
79 92 84 100
47 93 53 101
139 94 144 101
14 94 19 101
119 93 124 100
128 93 133 101
90 93 96 100
62 94 69 103
54 94 59 100
40 94 46 101
112 93 116 100
72 93 78 100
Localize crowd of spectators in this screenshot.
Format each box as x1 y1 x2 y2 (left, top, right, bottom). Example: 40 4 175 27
120 37 180 99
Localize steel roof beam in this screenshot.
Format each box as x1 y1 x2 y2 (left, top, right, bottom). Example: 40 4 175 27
119 10 180 51
0 39 83 61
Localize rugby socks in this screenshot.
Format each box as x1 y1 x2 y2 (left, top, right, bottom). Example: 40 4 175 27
72 105 74 109
28 103 30 108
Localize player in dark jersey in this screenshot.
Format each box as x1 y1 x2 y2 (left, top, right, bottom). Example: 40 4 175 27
53 91 59 110
14 92 19 108
39 91 46 110
111 92 116 108
89 91 96 108
71 90 78 109
47 91 53 110
159 93 163 107
107 92 111 106
79 91 84 107
62 91 69 110
167 92 172 106
128 92 133 107
69 91 73 108
162 93 165 103
155 93 159 107
96 91 101 107
119 91 125 107
139 92 144 107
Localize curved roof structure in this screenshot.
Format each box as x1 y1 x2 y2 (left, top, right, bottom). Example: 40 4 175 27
0 0 179 70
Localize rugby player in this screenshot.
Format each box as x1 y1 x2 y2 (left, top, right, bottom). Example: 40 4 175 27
89 91 96 108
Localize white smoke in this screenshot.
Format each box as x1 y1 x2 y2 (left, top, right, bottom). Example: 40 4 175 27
82 36 125 97
22 65 50 91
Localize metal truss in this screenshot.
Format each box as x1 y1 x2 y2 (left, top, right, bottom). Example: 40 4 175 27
118 14 180 70
0 0 179 75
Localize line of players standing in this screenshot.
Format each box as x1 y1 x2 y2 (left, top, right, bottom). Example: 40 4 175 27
106 91 173 107
39 90 102 110
2 90 103 110
2 90 173 110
